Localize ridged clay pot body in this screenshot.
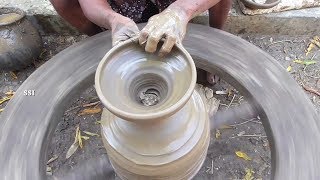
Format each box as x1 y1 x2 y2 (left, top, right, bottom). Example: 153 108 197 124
0 7 42 70
95 38 210 179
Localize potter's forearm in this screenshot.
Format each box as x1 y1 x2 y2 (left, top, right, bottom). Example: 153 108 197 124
169 0 221 21
78 0 118 29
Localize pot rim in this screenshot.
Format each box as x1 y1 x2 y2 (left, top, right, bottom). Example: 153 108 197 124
0 7 26 26
95 37 197 121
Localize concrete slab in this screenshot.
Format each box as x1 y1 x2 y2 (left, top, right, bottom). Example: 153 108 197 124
1 0 319 35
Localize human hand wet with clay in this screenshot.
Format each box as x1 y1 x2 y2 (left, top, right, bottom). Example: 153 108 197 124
110 15 139 46
139 5 189 57
139 0 222 57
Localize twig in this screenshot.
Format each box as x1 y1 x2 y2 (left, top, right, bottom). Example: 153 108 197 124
219 103 238 107
229 118 258 127
65 101 101 113
267 40 293 47
252 120 263 124
83 101 100 107
65 105 81 113
227 94 236 109
230 134 267 138
302 84 320 96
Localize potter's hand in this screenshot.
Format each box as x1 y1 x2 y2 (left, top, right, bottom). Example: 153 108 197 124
111 15 139 46
139 6 189 57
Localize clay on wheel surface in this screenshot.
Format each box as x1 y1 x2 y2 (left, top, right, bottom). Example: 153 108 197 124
0 24 319 180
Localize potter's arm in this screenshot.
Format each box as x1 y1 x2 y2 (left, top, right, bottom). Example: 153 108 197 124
139 0 221 56
169 0 222 20
78 0 139 46
78 0 115 29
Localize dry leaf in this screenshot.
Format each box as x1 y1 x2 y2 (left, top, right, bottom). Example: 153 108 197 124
78 107 101 116
5 90 15 96
83 131 99 137
235 151 252 161
215 129 221 139
46 166 52 176
306 43 315 56
220 125 233 129
286 66 292 72
47 155 58 164
9 71 17 79
66 126 80 159
76 126 83 148
66 141 79 159
81 136 90 140
244 168 254 180
294 60 317 66
95 120 102 125
0 108 4 112
0 96 11 105
304 60 317 66
294 60 303 64
311 36 320 48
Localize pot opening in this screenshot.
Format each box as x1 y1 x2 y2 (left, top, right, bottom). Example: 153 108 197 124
130 73 169 107
0 7 25 26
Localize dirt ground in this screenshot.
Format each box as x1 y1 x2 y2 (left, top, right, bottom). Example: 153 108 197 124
0 32 319 179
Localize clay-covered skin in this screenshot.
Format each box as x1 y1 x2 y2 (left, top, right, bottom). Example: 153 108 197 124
139 6 189 57
110 16 139 46
139 0 221 56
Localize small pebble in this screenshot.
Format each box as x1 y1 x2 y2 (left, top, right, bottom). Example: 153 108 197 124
285 57 291 61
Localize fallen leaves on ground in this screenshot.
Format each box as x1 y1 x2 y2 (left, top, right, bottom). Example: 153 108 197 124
306 36 320 56
81 136 90 140
306 43 316 56
244 168 254 180
78 107 101 116
215 129 221 139
47 155 58 164
9 71 17 79
220 125 233 129
294 60 317 66
5 90 15 97
0 96 11 105
0 90 15 105
235 151 252 161
66 126 91 159
66 127 80 159
95 120 102 125
76 126 83 148
0 108 4 113
286 66 292 72
83 131 100 137
311 36 320 48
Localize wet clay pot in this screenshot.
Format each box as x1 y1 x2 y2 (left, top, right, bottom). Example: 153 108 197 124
0 7 42 70
95 38 210 179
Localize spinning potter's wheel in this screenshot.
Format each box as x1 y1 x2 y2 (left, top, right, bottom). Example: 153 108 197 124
96 38 209 179
0 24 319 180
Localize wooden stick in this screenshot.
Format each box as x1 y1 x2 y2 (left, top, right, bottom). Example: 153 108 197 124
302 85 320 96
